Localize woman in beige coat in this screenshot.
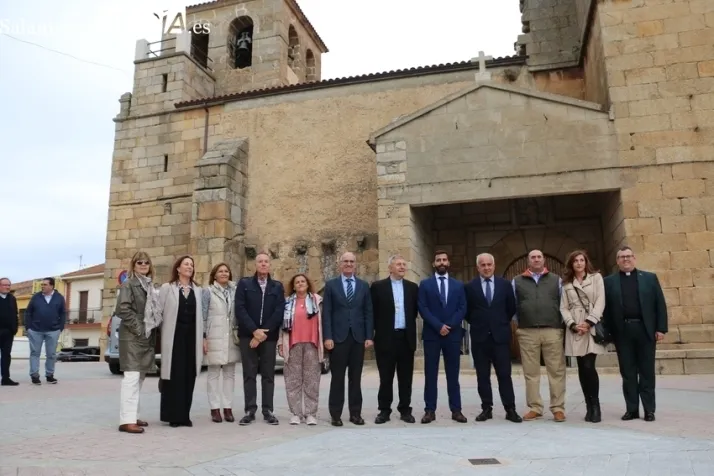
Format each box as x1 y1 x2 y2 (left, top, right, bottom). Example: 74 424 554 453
560 249 606 423
201 262 239 423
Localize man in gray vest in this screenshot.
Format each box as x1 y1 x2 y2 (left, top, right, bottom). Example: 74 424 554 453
512 249 566 422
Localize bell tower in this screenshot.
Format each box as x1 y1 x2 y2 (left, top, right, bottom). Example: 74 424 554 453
178 0 328 96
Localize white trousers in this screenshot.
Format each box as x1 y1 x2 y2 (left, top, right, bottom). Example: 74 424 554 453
119 371 146 425
207 364 236 409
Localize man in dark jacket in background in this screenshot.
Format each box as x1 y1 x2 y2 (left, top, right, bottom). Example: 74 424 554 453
235 252 286 425
0 278 20 386
24 277 66 385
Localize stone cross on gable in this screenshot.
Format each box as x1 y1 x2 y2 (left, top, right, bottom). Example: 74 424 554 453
471 50 493 82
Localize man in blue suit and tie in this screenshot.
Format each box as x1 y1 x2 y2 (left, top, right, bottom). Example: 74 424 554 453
323 251 374 427
418 250 467 424
465 253 522 423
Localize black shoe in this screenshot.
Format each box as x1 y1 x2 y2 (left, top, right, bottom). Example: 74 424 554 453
46 375 58 384
621 411 639 421
421 411 436 424
184 420 193 427
475 408 493 422
505 408 523 423
239 412 256 425
331 418 343 427
1 379 19 386
375 412 390 424
590 398 602 423
263 412 279 425
584 396 593 422
31 376 41 385
451 411 467 423
400 413 416 423
169 423 181 428
644 412 655 422
349 415 365 425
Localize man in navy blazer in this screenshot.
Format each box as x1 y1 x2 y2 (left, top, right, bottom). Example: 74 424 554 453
417 250 467 424
465 253 522 423
322 251 374 427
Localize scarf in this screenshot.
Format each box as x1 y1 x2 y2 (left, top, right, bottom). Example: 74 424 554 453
140 274 161 339
282 292 318 332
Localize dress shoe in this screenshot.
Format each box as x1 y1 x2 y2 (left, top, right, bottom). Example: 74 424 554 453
590 398 602 423
223 408 235 422
349 415 365 425
331 418 343 427
421 411 436 424
184 420 193 427
211 409 223 423
1 379 19 386
118 424 144 434
505 409 523 423
644 412 655 422
239 412 256 426
400 413 416 423
169 423 181 428
263 412 279 425
451 411 467 423
475 408 493 422
523 411 542 421
553 411 566 422
621 411 640 421
136 420 148 427
375 412 390 424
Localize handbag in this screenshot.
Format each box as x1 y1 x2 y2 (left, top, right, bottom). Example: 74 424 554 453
573 286 611 345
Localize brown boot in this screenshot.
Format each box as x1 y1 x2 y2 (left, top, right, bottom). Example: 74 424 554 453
223 408 235 423
118 424 144 434
136 420 148 427
211 409 223 423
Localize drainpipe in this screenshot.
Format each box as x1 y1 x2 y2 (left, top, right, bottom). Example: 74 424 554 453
203 100 209 157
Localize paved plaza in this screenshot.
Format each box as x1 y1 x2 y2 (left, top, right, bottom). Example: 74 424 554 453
1 360 713 475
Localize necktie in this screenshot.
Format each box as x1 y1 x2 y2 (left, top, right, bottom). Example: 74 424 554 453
485 278 492 305
439 276 446 306
346 278 354 303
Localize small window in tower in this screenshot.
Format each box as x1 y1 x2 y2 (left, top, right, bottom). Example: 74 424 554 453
163 154 169 172
228 16 253 69
306 49 317 82
190 29 210 69
287 25 300 71
162 73 168 92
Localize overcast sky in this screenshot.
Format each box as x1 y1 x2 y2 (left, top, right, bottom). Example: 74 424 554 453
0 0 521 283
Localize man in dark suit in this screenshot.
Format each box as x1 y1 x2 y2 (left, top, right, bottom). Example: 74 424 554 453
235 252 286 425
465 254 521 423
0 278 19 386
323 251 374 426
418 250 467 424
603 246 667 422
370 254 419 424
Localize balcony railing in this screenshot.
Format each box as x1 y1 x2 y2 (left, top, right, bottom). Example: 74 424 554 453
67 308 102 325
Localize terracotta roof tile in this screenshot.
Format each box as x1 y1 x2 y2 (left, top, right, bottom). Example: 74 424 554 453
174 55 526 108
10 279 35 295
61 264 105 279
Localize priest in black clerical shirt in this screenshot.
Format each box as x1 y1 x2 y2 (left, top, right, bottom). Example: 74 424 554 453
602 246 668 422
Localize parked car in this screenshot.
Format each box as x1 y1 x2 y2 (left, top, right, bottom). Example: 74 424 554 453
58 346 100 362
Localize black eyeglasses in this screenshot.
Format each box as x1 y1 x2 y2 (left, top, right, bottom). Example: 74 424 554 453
136 260 151 265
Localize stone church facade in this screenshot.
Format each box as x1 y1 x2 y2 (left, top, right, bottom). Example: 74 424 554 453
104 0 714 371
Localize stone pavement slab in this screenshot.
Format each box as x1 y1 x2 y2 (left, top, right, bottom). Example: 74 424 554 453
1 361 713 475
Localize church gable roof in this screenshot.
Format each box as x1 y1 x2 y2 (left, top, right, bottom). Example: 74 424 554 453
368 83 608 147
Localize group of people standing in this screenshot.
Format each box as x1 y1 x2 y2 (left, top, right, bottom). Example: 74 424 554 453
113 242 667 434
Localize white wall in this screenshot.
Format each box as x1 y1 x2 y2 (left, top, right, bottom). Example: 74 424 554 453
69 276 104 310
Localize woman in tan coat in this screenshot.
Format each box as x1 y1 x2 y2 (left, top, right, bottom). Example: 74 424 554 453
560 249 606 423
